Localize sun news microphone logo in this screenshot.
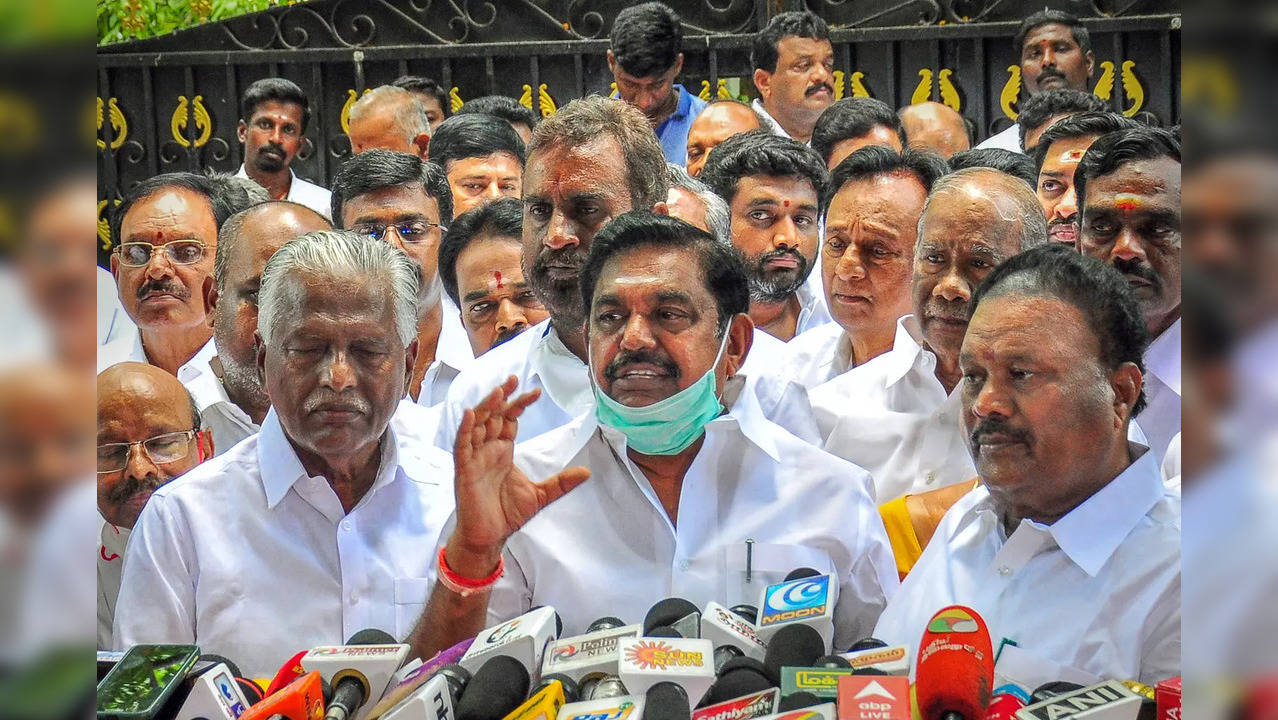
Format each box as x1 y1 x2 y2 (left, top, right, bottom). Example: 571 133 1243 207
757 576 830 628
623 640 706 670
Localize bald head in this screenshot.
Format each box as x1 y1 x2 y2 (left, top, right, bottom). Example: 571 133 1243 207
686 100 765 177
97 362 207 528
347 85 432 158
899 102 970 159
212 201 331 425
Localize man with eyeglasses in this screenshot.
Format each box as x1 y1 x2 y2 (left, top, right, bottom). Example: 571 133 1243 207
96 361 211 648
330 150 474 407
101 173 241 378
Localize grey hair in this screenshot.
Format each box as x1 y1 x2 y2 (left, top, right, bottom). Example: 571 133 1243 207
214 200 330 290
917 167 1047 253
666 162 731 246
258 229 420 347
348 86 431 143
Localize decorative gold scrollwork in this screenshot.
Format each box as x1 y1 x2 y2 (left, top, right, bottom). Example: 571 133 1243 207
98 198 121 251
909 69 961 111
449 87 463 114
170 95 212 148
848 72 870 98
911 69 934 105
1000 65 1022 120
340 89 370 135
97 97 128 150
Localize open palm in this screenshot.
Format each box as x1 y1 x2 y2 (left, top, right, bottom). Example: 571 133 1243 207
451 376 590 555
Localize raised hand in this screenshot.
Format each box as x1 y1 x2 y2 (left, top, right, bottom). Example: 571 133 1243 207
446 376 590 577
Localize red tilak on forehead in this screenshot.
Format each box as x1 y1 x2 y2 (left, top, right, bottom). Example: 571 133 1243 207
1115 194 1143 213
494 271 503 289
783 200 790 207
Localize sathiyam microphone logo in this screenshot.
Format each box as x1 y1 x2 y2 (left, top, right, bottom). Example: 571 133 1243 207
624 640 706 670
758 576 830 628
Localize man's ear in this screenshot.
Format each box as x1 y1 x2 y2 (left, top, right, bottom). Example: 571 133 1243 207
109 251 119 278
1085 50 1096 79
403 338 419 389
201 276 217 328
607 50 618 79
195 429 214 463
672 53 685 78
254 330 268 389
753 68 772 102
237 119 248 144
652 201 672 217
1110 360 1143 427
413 133 431 161
723 312 755 377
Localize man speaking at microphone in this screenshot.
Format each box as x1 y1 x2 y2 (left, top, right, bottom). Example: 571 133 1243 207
406 211 897 658
114 231 455 677
872 244 1180 685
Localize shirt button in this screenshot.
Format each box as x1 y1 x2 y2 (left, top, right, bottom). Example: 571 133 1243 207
678 560 690 571
926 472 936 485
341 520 352 531
349 592 359 605
998 566 1012 577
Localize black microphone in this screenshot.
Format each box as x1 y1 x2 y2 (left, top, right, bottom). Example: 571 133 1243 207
812 654 851 669
729 605 758 624
783 568 821 582
642 682 691 720
697 657 774 708
323 629 401 720
587 617 627 632
847 637 889 652
454 655 531 720
647 626 684 639
580 674 629 700
534 672 580 703
762 625 825 685
777 691 822 710
644 598 701 639
712 645 743 674
1030 681 1085 704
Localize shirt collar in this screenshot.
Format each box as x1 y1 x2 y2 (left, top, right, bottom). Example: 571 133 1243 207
750 99 792 140
530 321 593 416
256 409 404 510
1144 318 1181 395
658 85 695 127
882 315 930 388
235 164 297 197
1044 443 1165 577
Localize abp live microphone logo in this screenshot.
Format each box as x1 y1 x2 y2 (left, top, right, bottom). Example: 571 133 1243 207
758 576 830 628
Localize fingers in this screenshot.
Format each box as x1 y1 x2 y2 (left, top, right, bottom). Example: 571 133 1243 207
504 387 542 421
536 466 591 509
454 408 475 466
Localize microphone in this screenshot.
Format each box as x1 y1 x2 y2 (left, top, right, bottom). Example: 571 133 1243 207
541 623 641 684
1030 682 1085 704
171 662 255 720
500 677 569 720
729 607 758 625
983 685 1030 720
783 569 820 582
649 627 685 639
240 670 327 720
454 655 531 720
641 683 691 720
645 599 702 640
1015 680 1143 720
697 657 775 708
754 702 837 719
617 637 715 708
837 645 910 676
377 665 470 720
536 674 581 703
763 625 825 685
581 675 630 700
913 606 994 720
1154 678 1179 720
754 574 834 649
368 638 476 718
811 656 849 670
588 617 629 632
691 688 777 720
304 629 411 720
845 639 887 652
700 603 766 662
775 693 821 711
461 607 563 679
557 695 646 720
834 675 910 720
266 651 310 696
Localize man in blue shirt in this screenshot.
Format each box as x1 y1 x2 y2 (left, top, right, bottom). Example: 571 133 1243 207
608 2 707 166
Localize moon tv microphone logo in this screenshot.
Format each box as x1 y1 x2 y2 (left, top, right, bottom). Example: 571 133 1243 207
758 576 830 628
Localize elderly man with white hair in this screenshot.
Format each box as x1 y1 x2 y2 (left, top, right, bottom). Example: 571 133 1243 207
113 230 455 677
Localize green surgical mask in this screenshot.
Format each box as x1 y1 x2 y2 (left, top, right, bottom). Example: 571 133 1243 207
592 330 730 456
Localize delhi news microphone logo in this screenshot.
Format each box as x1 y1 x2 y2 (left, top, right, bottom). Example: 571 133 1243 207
758 576 830 628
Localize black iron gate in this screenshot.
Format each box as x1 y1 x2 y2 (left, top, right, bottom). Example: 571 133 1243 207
96 0 1180 257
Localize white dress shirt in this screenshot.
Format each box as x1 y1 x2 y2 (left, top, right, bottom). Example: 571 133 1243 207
975 123 1022 153
873 444 1181 686
114 410 455 677
174 340 257 456
792 273 834 339
812 317 975 503
783 323 854 389
433 319 820 451
99 266 137 347
235 165 333 221
416 295 475 408
473 376 898 649
1138 318 1181 465
98 519 129 649
752 100 794 141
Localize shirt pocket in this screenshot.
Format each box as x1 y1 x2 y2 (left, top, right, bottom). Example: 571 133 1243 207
393 577 433 641
721 542 837 611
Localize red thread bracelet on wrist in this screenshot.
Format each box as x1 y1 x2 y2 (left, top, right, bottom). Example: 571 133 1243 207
436 546 504 597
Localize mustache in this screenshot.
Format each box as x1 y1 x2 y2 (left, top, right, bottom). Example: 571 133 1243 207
1048 216 1077 227
137 278 189 301
491 327 524 349
1112 257 1162 291
1036 67 1066 83
603 349 680 381
106 473 168 504
756 247 807 272
969 418 1033 449
532 247 585 277
922 298 969 323
260 143 285 156
806 82 834 97
303 393 371 416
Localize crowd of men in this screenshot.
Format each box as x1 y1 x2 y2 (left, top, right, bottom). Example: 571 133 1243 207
96 3 1182 691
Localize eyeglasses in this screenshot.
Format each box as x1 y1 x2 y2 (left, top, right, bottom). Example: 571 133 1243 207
114 240 207 267
97 430 198 474
351 221 448 244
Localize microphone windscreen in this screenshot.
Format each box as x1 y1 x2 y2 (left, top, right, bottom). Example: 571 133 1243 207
698 658 774 707
812 654 851 669
642 682 690 720
763 625 825 683
777 692 822 710
538 673 580 703
783 568 821 582
1030 681 1085 703
646 626 683 639
729 605 758 624
455 655 530 720
347 628 398 645
587 617 627 632
644 598 700 635
847 637 888 652
236 677 265 705
914 606 994 720
198 654 243 680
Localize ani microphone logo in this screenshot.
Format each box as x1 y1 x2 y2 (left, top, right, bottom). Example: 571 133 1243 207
623 640 705 670
758 576 830 627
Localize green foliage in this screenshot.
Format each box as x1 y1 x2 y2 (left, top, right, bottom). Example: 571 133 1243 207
97 0 299 46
